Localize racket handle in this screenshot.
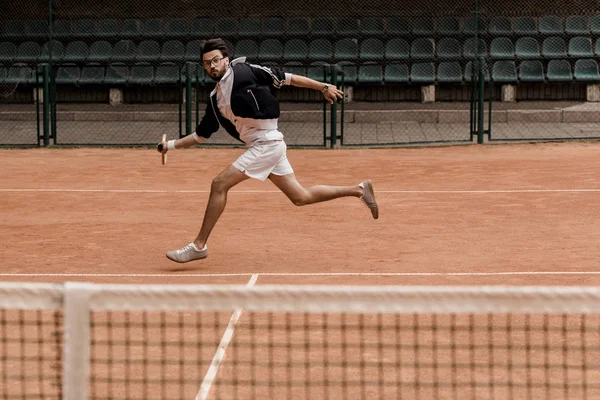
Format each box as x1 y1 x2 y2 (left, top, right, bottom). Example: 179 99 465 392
157 143 164 151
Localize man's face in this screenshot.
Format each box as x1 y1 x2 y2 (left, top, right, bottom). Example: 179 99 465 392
202 50 229 81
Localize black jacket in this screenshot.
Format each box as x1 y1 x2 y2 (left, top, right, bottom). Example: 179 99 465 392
196 58 287 142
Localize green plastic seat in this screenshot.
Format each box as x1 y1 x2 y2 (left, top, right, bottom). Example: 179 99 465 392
3 20 25 40
112 40 136 63
566 15 589 35
120 19 142 39
385 38 409 60
155 62 180 85
539 15 563 35
16 41 41 63
97 19 119 40
53 20 72 41
307 61 328 81
463 38 487 59
160 40 185 62
438 17 461 35
263 18 284 36
490 37 514 59
546 60 572 81
334 38 358 61
215 18 239 37
359 38 384 61
568 37 593 58
239 18 262 37
358 63 383 84
591 15 600 35
337 18 359 36
129 63 154 85
284 39 308 61
515 37 540 59
40 41 64 63
79 64 105 84
308 39 332 60
191 18 214 37
104 63 129 85
258 39 283 61
27 20 49 40
488 17 512 35
492 60 517 82
463 16 486 34
287 18 309 36
574 59 600 81
519 60 544 82
185 40 203 62
63 41 89 63
411 62 435 83
336 61 357 84
73 19 95 39
136 40 160 62
384 63 408 83
387 17 410 35
165 19 189 39
0 42 17 64
235 39 259 59
142 19 164 39
88 41 112 63
410 38 434 59
0 67 7 83
542 37 566 58
283 61 306 77
312 18 334 36
437 38 461 59
361 17 384 36
513 16 537 35
411 17 435 35
437 61 462 83
5 64 33 85
465 61 490 82
55 64 80 85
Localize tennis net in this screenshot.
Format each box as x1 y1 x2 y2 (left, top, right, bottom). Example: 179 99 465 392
1 282 600 399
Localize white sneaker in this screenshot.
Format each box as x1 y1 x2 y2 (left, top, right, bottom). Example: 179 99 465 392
166 243 208 263
359 180 379 219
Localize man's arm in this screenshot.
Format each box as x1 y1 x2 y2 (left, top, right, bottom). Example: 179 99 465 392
290 74 344 104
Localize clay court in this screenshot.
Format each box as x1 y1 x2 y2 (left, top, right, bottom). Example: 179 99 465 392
2 141 600 399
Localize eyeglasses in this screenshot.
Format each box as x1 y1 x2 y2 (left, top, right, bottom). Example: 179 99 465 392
202 56 225 69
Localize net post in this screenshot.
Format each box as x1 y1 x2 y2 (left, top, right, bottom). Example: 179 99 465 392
63 282 94 400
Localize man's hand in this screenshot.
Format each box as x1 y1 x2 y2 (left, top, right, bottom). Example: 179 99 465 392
157 140 168 154
323 85 344 104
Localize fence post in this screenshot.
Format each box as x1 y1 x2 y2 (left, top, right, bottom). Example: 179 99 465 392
330 66 337 149
42 64 50 147
185 64 192 136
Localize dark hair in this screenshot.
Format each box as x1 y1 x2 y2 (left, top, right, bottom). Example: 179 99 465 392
200 38 230 59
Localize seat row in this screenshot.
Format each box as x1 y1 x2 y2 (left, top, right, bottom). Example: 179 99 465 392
3 15 600 41
3 37 600 66
2 59 597 87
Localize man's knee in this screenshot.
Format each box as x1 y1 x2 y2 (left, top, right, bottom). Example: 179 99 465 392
290 192 311 206
211 175 233 193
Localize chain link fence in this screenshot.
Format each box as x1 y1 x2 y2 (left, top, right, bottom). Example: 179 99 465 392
2 0 600 146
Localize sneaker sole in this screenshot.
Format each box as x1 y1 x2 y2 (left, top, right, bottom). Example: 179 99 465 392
364 180 379 219
165 253 208 263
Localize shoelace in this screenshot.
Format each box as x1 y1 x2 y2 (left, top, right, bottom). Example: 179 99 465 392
176 244 196 254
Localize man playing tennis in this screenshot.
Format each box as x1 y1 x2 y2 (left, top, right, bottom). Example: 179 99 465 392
158 38 378 263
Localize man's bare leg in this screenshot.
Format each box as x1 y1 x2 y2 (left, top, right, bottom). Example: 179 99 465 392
268 173 362 205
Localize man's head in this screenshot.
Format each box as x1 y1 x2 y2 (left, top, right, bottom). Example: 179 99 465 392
201 38 230 81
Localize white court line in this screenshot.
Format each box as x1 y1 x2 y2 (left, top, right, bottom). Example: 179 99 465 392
2 272 600 278
196 274 258 400
1 188 600 194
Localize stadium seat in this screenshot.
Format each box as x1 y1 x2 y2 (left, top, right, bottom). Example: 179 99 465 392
595 40 600 57
165 19 189 39
490 37 514 59
111 40 136 63
185 40 202 62
88 41 112 63
464 61 490 82
53 20 72 41
519 60 545 82
55 64 80 85
336 61 357 84
136 40 160 62
437 38 461 59
463 16 486 34
591 15 600 35
73 19 95 39
515 37 540 59
155 62 180 84
104 63 129 85
334 38 358 61
385 38 409 60
3 20 25 40
239 18 262 37
358 63 383 84
0 67 7 83
160 40 185 62
384 63 409 83
387 17 410 35
120 19 142 39
0 42 16 64
539 15 563 35
309 39 332 60
284 39 308 61
574 59 600 81
542 37 567 58
513 16 537 35
16 41 41 63
565 15 589 35
411 62 435 83
235 39 259 59
129 63 154 85
488 17 512 35
437 61 462 83
437 17 461 35
191 18 214 37
546 59 572 81
283 61 306 77
259 39 283 61
27 20 49 40
463 38 487 59
410 38 434 59
5 64 33 85
492 60 517 82
215 18 239 37
40 41 64 63
361 17 384 36
79 64 105 84
359 38 384 61
63 41 89 63
568 37 593 58
287 18 309 36
337 18 360 36
312 18 334 36
411 17 435 35
96 19 120 40
307 61 328 81
142 19 164 39
263 17 284 37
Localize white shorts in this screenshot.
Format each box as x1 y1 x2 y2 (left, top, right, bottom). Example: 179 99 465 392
232 140 294 181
